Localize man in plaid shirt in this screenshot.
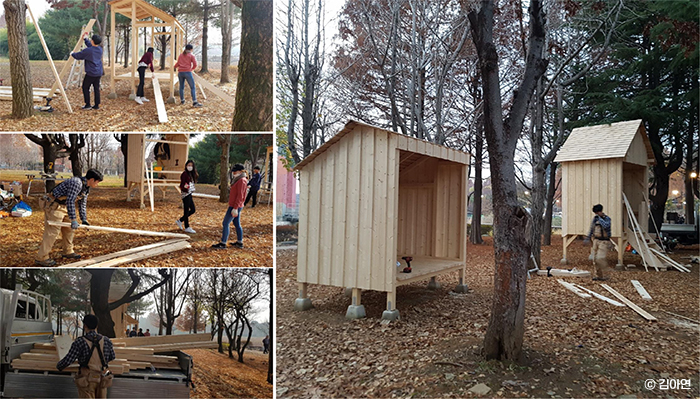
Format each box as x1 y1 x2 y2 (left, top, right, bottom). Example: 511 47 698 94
57 315 115 398
35 169 103 266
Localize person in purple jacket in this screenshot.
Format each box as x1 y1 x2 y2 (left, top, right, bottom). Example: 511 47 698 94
71 33 104 110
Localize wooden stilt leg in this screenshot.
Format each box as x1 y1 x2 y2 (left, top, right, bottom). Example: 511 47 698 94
351 288 361 306
294 282 313 311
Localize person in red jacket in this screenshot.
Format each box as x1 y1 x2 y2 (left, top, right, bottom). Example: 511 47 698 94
174 44 203 107
176 160 198 234
212 164 247 249
135 47 154 105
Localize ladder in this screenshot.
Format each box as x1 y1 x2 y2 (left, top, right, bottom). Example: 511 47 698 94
66 59 84 89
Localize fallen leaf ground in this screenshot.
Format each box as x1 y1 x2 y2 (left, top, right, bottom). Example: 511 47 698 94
0 60 239 132
0 175 272 267
188 348 272 398
276 237 700 398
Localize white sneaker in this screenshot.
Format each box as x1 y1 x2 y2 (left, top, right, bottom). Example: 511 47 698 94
184 227 196 234
176 220 183 230
141 97 150 102
135 97 143 105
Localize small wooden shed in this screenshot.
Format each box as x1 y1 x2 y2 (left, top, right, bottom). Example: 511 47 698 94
554 120 655 265
293 121 470 320
126 133 190 209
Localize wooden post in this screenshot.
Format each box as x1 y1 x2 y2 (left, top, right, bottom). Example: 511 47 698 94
26 5 73 113
130 1 137 99
386 291 396 311
140 135 146 209
561 234 568 263
617 236 625 266
351 288 361 306
167 23 176 103
109 7 117 98
298 283 308 299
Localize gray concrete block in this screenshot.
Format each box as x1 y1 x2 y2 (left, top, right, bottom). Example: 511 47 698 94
345 304 366 319
427 277 441 290
381 309 400 321
128 93 136 100
107 92 118 99
560 258 568 265
454 284 469 293
294 297 313 311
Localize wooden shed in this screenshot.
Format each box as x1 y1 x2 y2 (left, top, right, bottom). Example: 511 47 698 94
554 120 655 266
293 121 470 320
126 134 190 209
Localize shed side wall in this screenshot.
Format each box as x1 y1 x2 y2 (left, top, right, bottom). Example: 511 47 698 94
126 134 145 183
624 131 650 166
562 159 623 237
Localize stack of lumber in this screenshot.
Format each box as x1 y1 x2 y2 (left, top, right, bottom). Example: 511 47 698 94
10 340 183 374
112 333 217 353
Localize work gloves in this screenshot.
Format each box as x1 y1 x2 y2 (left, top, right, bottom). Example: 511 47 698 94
82 219 90 226
71 220 79 229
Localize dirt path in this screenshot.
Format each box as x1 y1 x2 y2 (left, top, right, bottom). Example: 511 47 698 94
276 237 700 398
188 348 272 398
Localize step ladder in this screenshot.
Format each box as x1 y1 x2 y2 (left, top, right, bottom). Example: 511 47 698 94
66 59 84 89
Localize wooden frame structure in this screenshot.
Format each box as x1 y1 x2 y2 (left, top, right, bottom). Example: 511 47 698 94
293 121 470 320
126 134 190 209
555 120 655 266
107 0 184 103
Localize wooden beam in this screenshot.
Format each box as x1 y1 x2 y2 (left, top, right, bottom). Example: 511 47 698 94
600 284 657 321
112 333 211 346
192 72 236 106
110 7 116 97
630 280 652 300
191 193 219 199
26 4 73 113
59 240 187 267
82 240 191 267
660 310 700 325
47 221 190 239
49 19 96 96
557 279 591 298
152 77 169 123
572 284 625 307
148 162 155 211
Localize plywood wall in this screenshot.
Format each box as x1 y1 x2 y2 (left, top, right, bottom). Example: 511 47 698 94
624 132 650 166
126 133 145 183
561 159 623 237
433 162 466 259
297 126 398 292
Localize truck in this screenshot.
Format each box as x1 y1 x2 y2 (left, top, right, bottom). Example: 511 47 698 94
0 285 193 398
660 211 699 246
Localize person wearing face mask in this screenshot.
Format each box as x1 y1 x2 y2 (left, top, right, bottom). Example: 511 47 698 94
174 44 203 107
176 160 198 234
211 164 247 249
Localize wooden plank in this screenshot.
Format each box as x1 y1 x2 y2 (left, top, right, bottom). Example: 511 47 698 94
26 4 72 113
54 335 73 361
572 284 625 307
306 161 322 284
557 279 591 298
319 149 334 286
630 280 652 300
147 162 154 212
343 130 362 288
296 169 310 283
152 77 168 123
660 310 700 325
371 130 388 291
191 193 220 199
536 268 591 277
47 221 190 239
84 241 191 267
112 333 212 346
649 248 691 272
356 127 375 290
331 136 348 287
192 72 235 106
600 284 657 321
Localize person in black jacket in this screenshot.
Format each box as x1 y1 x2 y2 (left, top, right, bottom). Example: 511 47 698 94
176 160 198 234
245 166 262 208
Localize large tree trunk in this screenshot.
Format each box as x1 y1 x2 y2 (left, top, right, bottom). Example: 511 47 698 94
470 127 484 244
4 0 33 119
231 0 273 131
88 270 117 338
68 134 85 177
123 26 129 69
159 32 167 71
685 81 696 224
468 0 548 362
200 0 210 74
217 134 231 203
542 162 558 246
220 0 234 84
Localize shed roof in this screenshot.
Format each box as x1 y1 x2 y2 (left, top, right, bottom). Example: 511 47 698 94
109 0 181 28
554 120 654 163
295 120 469 170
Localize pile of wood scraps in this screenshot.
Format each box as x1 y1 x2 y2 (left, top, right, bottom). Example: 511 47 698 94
111 333 217 353
556 278 657 321
47 221 191 268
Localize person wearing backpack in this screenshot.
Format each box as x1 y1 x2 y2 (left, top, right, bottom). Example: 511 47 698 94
57 314 115 398
584 204 612 281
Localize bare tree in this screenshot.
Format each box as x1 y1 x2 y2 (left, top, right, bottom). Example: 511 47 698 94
468 0 548 361
152 269 192 335
24 134 70 192
220 0 237 83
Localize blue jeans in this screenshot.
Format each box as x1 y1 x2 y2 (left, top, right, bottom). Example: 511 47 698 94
178 72 196 102
221 207 242 243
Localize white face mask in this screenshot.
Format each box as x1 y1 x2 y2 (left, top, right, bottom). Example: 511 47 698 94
187 166 193 171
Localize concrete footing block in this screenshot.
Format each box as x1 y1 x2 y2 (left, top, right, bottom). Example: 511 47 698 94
454 284 469 293
128 93 136 100
107 92 117 99
560 258 568 265
166 96 176 104
294 297 313 311
615 264 625 271
381 309 400 321
345 304 366 319
427 278 441 290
